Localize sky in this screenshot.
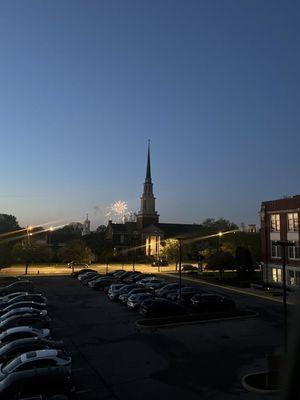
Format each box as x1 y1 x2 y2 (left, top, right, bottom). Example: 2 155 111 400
0 0 299 229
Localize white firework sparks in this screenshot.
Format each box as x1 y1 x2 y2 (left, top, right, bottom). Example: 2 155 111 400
106 200 130 222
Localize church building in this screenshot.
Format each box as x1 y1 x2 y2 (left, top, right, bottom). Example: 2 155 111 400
105 143 202 258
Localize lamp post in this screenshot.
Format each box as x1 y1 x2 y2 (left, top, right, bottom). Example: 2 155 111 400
274 240 296 352
217 232 223 252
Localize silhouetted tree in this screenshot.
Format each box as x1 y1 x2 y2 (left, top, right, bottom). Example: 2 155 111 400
235 246 255 280
12 239 53 274
206 250 235 280
57 240 92 264
0 214 20 234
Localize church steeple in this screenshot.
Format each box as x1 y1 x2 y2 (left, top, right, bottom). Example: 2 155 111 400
136 141 159 228
146 139 152 183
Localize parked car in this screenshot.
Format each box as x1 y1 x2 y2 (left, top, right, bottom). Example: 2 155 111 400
122 272 142 283
0 292 32 305
127 292 154 310
91 278 114 290
0 313 51 332
0 277 20 287
81 273 101 286
152 259 169 266
0 281 35 296
0 349 72 400
0 337 64 363
155 283 187 298
119 287 152 304
139 298 185 318
181 264 198 272
68 261 89 269
0 327 50 345
0 293 46 308
173 286 205 305
190 294 235 312
0 308 47 322
108 284 136 301
142 279 167 290
1 302 46 313
71 268 96 278
136 276 157 286
78 271 98 281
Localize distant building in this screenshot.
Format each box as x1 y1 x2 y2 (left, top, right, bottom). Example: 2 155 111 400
106 142 203 257
260 195 300 286
240 223 257 233
82 214 91 236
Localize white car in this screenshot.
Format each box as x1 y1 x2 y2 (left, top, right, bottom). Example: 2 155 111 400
0 293 29 305
0 301 47 314
0 349 72 399
0 327 50 344
0 293 46 308
0 308 47 322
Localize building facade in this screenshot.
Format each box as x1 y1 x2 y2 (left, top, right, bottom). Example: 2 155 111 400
106 143 203 258
260 195 300 286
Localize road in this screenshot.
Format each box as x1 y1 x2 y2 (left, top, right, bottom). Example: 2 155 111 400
17 275 292 400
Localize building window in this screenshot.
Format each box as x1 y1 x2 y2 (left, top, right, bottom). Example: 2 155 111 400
288 244 300 260
272 268 282 283
270 214 280 232
271 241 281 258
287 213 299 232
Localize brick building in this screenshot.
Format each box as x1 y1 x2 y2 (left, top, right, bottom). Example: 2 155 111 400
260 195 300 286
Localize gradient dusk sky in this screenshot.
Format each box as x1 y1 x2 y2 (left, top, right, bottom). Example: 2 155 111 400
1 1 299 229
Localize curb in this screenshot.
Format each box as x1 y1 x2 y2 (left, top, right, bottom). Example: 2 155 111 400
241 372 279 395
161 273 294 305
136 311 259 330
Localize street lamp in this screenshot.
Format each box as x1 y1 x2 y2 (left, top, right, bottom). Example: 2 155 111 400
177 238 183 304
217 232 223 252
274 240 296 352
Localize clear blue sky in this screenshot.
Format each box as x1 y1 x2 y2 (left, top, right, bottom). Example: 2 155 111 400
1 0 299 228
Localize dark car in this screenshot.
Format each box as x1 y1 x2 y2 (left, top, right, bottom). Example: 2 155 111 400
0 278 20 287
127 292 154 310
81 273 102 286
78 271 98 282
119 287 152 304
71 268 96 278
0 281 35 296
175 286 205 305
0 337 64 363
0 327 50 345
118 271 139 282
155 283 187 298
108 284 136 301
142 279 167 290
0 313 51 332
0 349 72 400
122 272 142 283
91 277 114 290
181 264 198 272
139 298 185 318
190 294 235 312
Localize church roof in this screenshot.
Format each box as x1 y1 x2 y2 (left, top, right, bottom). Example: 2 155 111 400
157 223 203 239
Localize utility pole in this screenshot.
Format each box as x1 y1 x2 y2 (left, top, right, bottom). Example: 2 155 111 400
178 238 183 304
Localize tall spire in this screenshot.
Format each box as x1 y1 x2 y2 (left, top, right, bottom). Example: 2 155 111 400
146 139 151 182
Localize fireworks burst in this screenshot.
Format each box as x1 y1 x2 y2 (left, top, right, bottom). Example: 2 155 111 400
106 200 130 222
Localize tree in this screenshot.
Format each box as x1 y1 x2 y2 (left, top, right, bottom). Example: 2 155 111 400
206 250 235 280
201 218 238 233
0 214 20 234
0 242 14 267
12 240 53 274
235 246 255 280
57 240 92 264
50 224 82 245
160 239 179 262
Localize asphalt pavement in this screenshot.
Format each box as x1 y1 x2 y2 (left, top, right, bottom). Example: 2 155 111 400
18 275 289 400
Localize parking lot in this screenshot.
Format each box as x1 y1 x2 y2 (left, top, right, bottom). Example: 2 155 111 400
27 274 289 400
